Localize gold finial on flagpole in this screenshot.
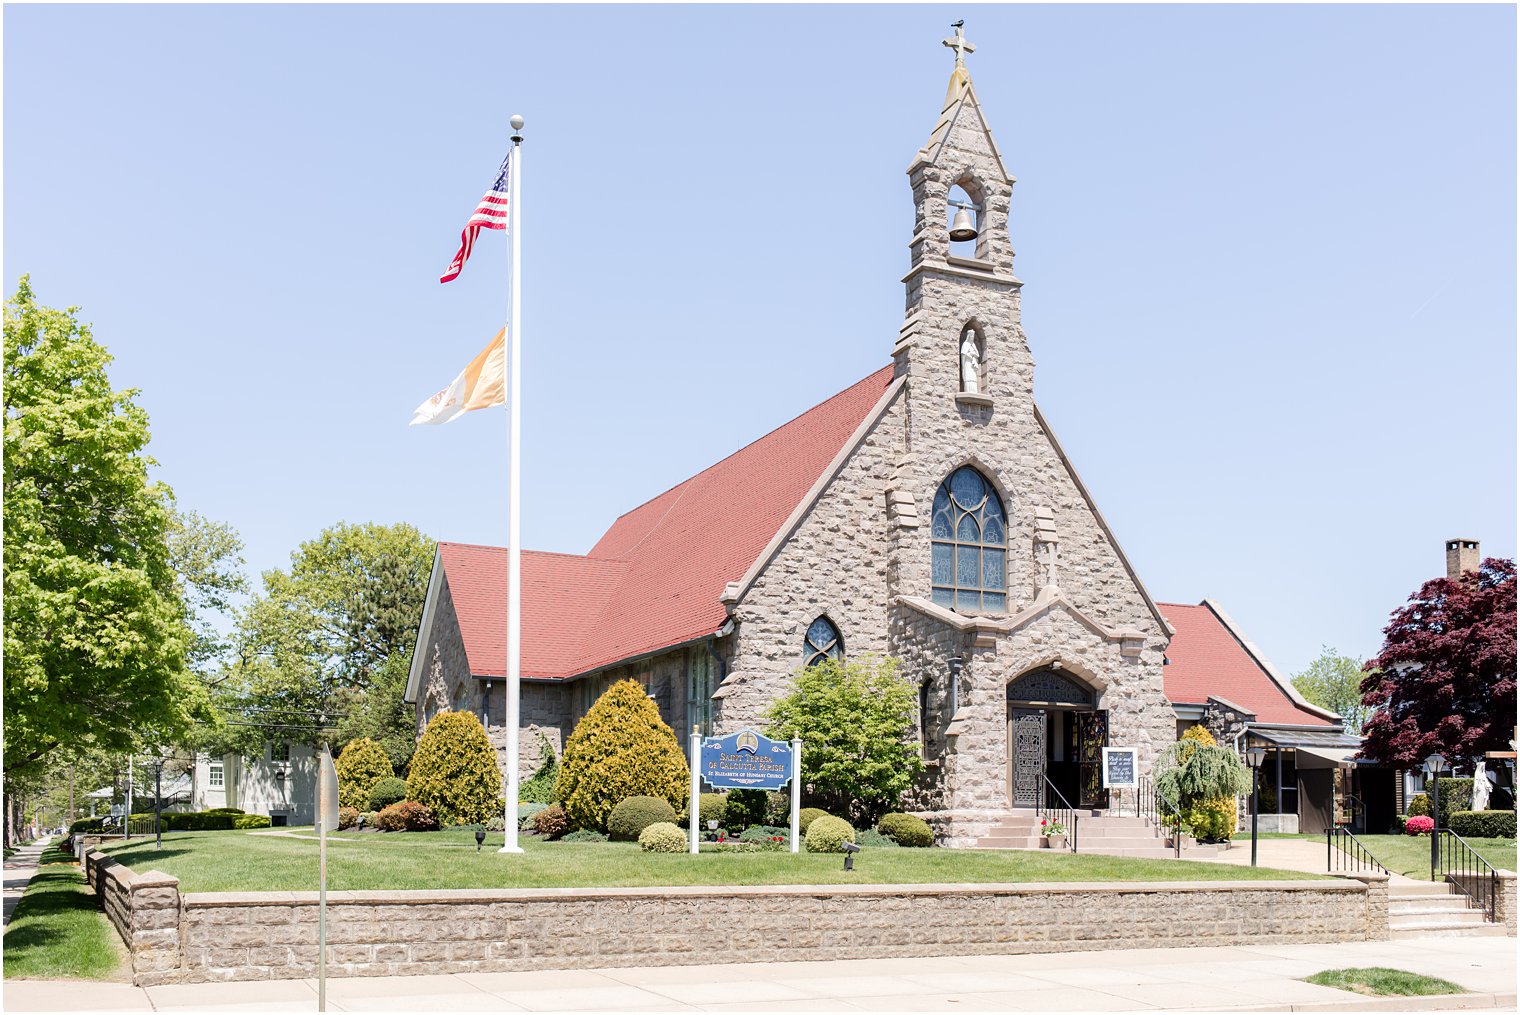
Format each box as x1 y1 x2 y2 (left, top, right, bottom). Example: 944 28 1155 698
943 20 975 68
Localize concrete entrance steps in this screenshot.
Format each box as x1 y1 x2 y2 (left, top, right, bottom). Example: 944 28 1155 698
970 810 1219 860
1388 879 1505 938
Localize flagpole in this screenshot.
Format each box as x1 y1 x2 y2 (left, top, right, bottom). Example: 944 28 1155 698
500 114 525 854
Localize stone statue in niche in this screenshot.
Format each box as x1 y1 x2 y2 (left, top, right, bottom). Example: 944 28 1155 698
959 328 981 394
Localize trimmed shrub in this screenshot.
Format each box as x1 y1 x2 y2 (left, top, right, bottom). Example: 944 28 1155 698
723 790 768 831
232 815 271 829
368 776 408 812
805 815 856 853
765 791 790 827
358 811 379 828
608 796 678 842
518 802 548 829
877 813 933 847
335 738 395 811
696 793 728 830
1405 815 1435 836
1436 779 1475 829
205 807 245 814
1407 793 1431 818
407 711 504 826
556 680 690 832
485 815 506 832
638 821 687 853
1183 798 1237 843
561 829 609 843
532 804 569 840
375 801 439 832
855 829 900 848
798 808 829 833
69 817 104 834
1449 810 1516 838
337 807 359 830
519 735 560 805
739 825 788 842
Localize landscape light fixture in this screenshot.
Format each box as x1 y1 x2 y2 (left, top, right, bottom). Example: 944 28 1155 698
1244 747 1266 868
475 829 487 852
841 840 861 871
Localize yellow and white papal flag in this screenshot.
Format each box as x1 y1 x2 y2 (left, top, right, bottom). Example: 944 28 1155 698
410 327 506 425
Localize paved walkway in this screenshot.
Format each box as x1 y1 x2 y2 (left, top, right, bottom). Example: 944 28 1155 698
4 937 1514 1012
3 835 54 931
1200 837 1424 884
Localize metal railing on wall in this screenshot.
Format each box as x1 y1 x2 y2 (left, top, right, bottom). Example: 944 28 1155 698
1136 776 1182 858
1436 829 1499 923
1326 826 1389 875
1036 775 1079 852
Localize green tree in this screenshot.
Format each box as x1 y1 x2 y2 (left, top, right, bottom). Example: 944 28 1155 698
764 655 924 824
1293 645 1374 735
168 509 249 675
333 654 417 773
556 680 689 832
333 737 394 811
3 277 210 776
406 711 502 826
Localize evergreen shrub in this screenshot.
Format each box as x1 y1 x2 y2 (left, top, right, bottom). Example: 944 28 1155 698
555 679 689 832
638 821 687 853
69 817 104 834
607 796 677 842
798 808 829 833
561 829 608 843
407 711 504 826
1436 779 1475 828
1449 810 1516 838
532 804 569 840
805 815 856 853
855 829 900 848
337 807 359 830
877 813 933 847
368 777 408 811
358 811 379 828
739 825 788 842
723 790 768 831
1153 725 1247 842
335 738 395 810
697 793 728 829
375 801 438 832
765 791 790 826
517 802 548 829
205 807 245 814
232 815 271 829
1407 793 1431 818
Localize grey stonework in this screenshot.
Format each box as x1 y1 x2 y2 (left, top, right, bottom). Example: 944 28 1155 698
413 63 1181 844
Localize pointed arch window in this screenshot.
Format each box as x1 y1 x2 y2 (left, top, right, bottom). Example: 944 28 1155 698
803 616 844 669
931 466 1008 612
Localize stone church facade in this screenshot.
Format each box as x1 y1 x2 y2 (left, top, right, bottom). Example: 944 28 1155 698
405 34 1343 845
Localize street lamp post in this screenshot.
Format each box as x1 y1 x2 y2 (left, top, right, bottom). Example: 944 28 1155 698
1245 747 1266 868
1425 752 1444 881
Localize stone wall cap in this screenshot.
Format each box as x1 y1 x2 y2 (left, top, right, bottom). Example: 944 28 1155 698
132 870 181 889
182 879 1350 906
1340 872 1390 884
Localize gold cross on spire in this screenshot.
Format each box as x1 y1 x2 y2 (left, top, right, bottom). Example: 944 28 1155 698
943 20 975 68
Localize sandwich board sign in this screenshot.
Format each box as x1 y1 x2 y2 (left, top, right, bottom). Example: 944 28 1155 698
1101 746 1138 789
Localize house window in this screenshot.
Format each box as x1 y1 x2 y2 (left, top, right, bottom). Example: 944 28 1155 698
271 742 290 763
930 466 1008 611
451 684 468 713
686 650 716 736
208 763 224 788
803 616 844 669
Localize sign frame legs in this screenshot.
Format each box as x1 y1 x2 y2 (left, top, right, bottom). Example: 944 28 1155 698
789 737 802 853
688 726 701 855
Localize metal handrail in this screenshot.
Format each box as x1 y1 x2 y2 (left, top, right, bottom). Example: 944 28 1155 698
1326 826 1389 875
1136 775 1183 858
1035 775 1079 852
1436 829 1499 923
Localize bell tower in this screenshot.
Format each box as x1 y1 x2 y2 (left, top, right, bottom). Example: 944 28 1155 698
894 24 1032 411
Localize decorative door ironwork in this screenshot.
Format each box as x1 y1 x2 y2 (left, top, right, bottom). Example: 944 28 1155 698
1011 708 1047 806
1077 710 1109 808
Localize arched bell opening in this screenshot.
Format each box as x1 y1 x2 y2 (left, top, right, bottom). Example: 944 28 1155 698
1006 665 1110 811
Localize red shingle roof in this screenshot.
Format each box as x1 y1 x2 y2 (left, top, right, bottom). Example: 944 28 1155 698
1158 602 1333 726
439 366 897 680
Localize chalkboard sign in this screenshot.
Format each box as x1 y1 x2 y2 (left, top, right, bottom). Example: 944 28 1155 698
1101 747 1137 789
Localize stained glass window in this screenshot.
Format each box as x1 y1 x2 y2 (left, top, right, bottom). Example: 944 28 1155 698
803 616 844 668
930 466 1008 612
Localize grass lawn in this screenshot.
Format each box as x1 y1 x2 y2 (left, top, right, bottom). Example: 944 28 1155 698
1305 968 1465 997
3 847 124 980
98 827 1328 893
1321 834 1516 881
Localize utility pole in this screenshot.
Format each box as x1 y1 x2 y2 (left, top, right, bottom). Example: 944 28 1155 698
68 766 76 826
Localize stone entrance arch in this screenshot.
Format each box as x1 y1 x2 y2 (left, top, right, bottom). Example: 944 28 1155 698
1006 666 1109 810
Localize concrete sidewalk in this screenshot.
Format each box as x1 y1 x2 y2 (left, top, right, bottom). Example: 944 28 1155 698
4 936 1514 1012
3 835 54 931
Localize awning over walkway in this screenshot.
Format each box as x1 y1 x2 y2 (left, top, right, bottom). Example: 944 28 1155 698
1296 746 1359 766
1247 727 1362 753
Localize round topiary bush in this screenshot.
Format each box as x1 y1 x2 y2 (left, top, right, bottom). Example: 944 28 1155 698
608 796 678 842
1405 815 1435 836
638 821 688 853
877 812 933 847
335 737 395 811
375 801 439 832
805 815 856 853
695 793 728 829
368 776 408 812
407 711 504 826
798 808 829 833
337 807 359 830
555 679 689 832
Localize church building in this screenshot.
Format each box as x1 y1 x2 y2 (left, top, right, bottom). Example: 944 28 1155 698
405 29 1351 845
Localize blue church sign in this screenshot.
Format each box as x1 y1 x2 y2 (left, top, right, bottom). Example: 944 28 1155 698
700 729 794 790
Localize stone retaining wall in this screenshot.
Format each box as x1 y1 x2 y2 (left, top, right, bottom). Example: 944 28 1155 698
81 848 183 983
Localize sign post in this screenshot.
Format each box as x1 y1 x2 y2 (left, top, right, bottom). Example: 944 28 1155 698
789 738 802 854
317 747 340 1013
688 726 701 855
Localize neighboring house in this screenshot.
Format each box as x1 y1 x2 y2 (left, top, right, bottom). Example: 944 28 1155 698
189 742 317 826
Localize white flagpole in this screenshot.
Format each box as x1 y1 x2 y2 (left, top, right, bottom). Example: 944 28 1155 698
500 114 525 854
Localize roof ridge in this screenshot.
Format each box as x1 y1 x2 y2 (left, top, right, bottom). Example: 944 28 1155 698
598 365 894 531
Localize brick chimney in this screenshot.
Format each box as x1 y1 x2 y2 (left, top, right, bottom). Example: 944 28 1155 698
1445 538 1480 579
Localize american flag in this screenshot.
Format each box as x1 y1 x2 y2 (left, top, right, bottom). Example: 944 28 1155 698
439 152 511 284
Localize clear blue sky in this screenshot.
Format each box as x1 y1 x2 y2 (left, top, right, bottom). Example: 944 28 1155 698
5 5 1515 680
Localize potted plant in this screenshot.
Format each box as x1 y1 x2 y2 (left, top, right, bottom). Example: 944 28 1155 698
1040 818 1067 849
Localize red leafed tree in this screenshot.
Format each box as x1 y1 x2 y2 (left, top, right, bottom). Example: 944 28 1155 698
1359 557 1516 767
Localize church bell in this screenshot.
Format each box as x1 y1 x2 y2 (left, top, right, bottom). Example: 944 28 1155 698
949 206 979 243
